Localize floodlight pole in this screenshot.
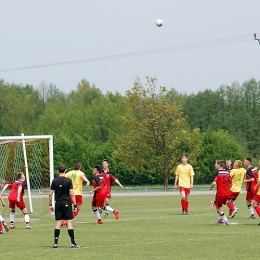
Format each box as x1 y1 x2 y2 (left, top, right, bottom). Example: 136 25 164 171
254 33 260 45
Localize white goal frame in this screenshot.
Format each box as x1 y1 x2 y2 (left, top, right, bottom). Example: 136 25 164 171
0 134 54 213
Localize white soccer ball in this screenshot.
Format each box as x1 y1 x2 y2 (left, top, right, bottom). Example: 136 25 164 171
155 19 163 27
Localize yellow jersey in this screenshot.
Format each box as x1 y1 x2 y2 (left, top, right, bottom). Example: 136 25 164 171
65 170 85 196
175 164 194 188
229 168 246 193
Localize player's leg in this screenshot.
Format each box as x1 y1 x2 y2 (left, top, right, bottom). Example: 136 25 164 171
103 203 119 220
92 198 103 224
0 214 9 232
53 201 62 248
104 197 109 218
20 201 31 229
72 195 82 219
179 187 186 214
246 192 255 219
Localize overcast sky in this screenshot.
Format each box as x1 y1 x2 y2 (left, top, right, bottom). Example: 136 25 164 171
0 1 259 95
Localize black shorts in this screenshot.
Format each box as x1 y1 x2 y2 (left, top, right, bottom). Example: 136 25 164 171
54 200 73 221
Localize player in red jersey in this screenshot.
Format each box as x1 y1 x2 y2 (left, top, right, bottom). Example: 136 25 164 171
0 172 31 229
244 157 259 219
100 159 123 218
252 159 260 225
210 159 232 226
90 165 119 224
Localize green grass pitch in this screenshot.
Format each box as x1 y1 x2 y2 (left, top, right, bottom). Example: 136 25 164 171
0 192 258 260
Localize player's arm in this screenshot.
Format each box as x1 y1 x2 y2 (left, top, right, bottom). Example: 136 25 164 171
82 175 90 188
0 183 9 196
244 171 254 183
17 185 22 202
114 179 123 188
190 175 194 189
69 188 77 205
48 189 54 213
210 181 216 190
90 177 101 195
174 175 179 189
254 180 260 191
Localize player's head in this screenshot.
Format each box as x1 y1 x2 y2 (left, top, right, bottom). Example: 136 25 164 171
17 172 24 180
215 159 224 169
58 164 67 174
102 159 109 168
74 162 81 170
226 158 232 166
181 154 188 164
244 157 252 168
93 165 101 175
234 160 242 168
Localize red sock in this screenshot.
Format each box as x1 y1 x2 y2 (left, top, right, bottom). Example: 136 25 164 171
185 200 189 212
181 199 185 211
0 222 3 231
227 201 235 211
254 205 260 217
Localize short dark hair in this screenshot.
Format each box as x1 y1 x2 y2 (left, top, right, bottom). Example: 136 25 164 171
58 164 66 173
94 165 101 173
216 159 225 168
102 159 109 163
17 172 23 179
246 157 252 163
74 162 81 170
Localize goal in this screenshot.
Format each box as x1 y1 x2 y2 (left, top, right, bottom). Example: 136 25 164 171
0 134 54 215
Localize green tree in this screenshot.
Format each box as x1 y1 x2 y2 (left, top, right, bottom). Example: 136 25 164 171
194 128 246 184
114 77 201 191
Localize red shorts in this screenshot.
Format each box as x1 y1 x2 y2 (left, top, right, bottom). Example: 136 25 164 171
227 191 240 200
254 193 260 203
246 191 256 202
70 195 82 205
179 187 190 195
9 200 26 210
215 195 228 207
91 198 105 208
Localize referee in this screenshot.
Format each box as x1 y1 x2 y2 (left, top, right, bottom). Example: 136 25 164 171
49 164 80 248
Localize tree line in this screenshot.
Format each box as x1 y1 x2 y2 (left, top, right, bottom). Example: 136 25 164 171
0 77 259 189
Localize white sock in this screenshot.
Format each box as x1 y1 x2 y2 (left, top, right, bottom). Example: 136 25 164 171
222 214 228 222
10 211 15 223
0 215 3 222
24 213 30 223
104 205 114 213
248 205 254 215
94 210 101 220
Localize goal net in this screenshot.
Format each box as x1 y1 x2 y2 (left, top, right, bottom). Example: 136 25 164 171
0 134 54 215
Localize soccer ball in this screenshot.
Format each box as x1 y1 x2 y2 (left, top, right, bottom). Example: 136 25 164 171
155 19 163 27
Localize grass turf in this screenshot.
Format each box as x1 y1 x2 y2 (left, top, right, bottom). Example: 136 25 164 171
0 192 258 260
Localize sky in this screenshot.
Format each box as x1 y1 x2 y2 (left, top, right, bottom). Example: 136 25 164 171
0 1 259 95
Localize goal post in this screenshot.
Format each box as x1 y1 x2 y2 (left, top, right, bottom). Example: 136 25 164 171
0 134 54 215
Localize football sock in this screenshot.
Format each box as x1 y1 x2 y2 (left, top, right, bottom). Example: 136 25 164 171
93 209 101 220
254 205 260 217
220 213 228 222
185 200 189 212
0 222 2 231
10 211 15 223
54 229 60 244
248 204 254 215
227 201 235 211
24 213 30 224
68 229 75 244
0 215 3 222
104 205 114 213
181 199 185 211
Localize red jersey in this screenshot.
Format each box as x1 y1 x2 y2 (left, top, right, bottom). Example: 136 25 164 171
246 167 259 192
92 174 106 200
100 173 116 193
8 180 26 201
214 170 232 197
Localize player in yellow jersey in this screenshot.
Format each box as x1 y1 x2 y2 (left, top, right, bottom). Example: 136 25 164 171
61 162 90 226
174 154 194 215
226 160 246 218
